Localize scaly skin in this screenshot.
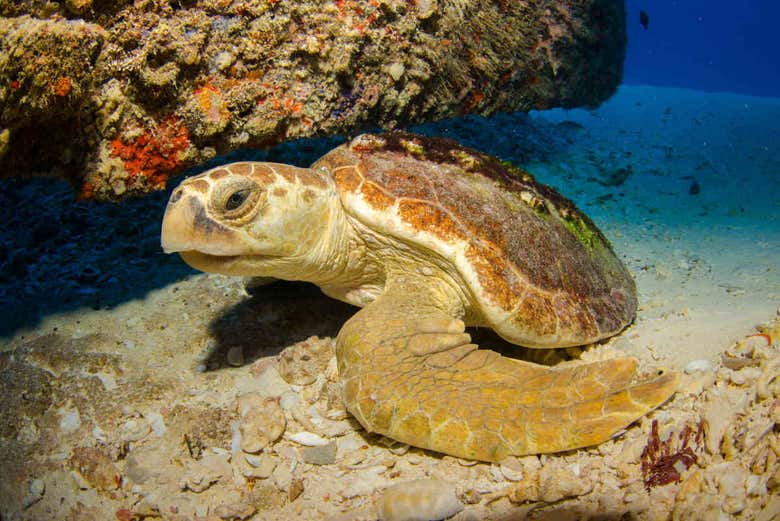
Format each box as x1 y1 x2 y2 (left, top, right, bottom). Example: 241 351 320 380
337 275 678 461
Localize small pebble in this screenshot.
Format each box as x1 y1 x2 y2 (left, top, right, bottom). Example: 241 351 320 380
92 425 108 442
214 51 235 71
279 391 301 411
121 419 151 442
302 441 337 465
319 419 354 437
337 434 365 455
227 346 244 366
29 478 45 497
145 411 167 436
237 393 286 454
460 488 482 505
684 359 713 374
489 466 504 482
378 479 464 521
21 482 44 509
746 474 767 496
59 408 81 433
387 62 405 81
388 443 410 456
272 463 293 490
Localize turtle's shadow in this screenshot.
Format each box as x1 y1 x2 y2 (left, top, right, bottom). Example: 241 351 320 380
204 280 578 371
205 280 356 369
468 327 584 366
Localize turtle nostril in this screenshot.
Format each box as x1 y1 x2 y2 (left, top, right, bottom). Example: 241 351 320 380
170 188 183 204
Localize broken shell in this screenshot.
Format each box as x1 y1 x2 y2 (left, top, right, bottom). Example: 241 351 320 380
378 479 463 521
237 393 286 454
243 453 277 479
289 431 330 446
701 391 741 455
499 458 525 482
758 358 780 400
289 478 304 502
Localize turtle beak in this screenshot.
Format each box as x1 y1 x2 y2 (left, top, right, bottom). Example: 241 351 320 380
160 187 242 255
161 188 200 254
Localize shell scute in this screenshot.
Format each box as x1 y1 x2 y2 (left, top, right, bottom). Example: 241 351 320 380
464 245 518 311
360 181 396 211
512 293 558 338
398 201 467 243
333 165 363 193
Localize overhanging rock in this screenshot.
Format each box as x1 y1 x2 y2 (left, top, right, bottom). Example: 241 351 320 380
0 0 626 200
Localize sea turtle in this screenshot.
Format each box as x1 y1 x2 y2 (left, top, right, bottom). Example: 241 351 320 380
161 132 677 462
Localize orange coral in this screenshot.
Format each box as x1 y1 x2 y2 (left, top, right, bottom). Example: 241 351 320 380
194 84 230 123
54 76 72 97
463 91 484 113
109 117 190 190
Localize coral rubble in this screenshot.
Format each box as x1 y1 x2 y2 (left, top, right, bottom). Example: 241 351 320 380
0 0 626 199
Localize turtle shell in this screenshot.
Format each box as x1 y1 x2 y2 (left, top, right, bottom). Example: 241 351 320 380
312 132 637 348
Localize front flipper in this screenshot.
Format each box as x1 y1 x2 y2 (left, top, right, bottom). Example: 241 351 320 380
335 275 678 462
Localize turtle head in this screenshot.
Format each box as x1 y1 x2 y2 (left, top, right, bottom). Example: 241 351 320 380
161 162 336 277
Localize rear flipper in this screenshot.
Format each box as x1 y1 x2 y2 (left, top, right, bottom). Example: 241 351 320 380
336 276 678 462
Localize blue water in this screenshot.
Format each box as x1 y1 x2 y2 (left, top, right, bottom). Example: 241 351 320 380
624 0 780 97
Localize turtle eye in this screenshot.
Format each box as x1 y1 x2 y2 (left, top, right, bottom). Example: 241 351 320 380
225 189 249 211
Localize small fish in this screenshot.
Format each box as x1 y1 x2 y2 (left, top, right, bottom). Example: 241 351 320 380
640 10 649 30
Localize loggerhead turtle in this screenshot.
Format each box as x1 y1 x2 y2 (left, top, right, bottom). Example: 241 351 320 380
161 132 677 462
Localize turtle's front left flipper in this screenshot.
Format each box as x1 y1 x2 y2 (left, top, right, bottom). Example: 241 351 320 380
336 276 678 462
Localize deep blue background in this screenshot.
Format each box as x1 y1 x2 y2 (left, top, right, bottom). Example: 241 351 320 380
624 1 780 97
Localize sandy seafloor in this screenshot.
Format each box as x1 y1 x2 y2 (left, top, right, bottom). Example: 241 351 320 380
1 85 779 520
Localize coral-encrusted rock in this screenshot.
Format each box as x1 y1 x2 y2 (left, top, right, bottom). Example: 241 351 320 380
0 0 627 200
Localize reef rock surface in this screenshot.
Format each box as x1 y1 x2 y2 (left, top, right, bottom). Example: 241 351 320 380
0 0 626 199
